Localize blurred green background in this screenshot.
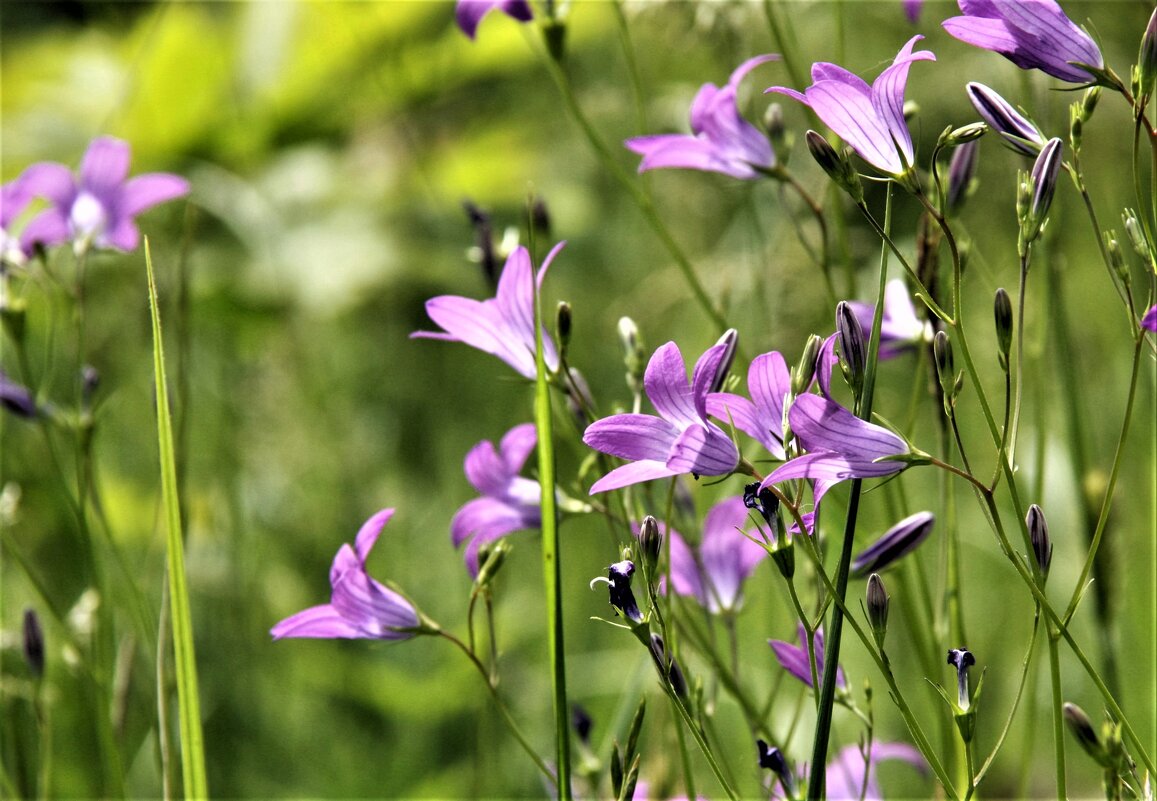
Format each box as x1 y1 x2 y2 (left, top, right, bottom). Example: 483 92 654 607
1 1 1153 798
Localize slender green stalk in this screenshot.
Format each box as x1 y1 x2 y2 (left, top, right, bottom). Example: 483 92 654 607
531 241 571 799
1047 629 1067 800
145 240 208 800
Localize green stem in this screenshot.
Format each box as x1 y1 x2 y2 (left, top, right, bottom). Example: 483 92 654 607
1048 629 1067 800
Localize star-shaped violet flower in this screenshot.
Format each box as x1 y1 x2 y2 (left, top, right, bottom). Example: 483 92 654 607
454 0 533 40
626 55 780 180
271 509 422 641
766 36 935 177
706 350 792 459
413 242 563 380
943 0 1103 84
583 341 740 494
668 496 767 614
769 623 846 689
18 136 189 255
759 394 918 504
450 423 541 576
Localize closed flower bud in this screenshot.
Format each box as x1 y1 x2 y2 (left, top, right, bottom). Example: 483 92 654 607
994 288 1013 371
1141 9 1157 102
806 130 864 203
1069 101 1083 152
853 511 936 576
1021 138 1064 247
966 82 1044 156
571 703 593 745
757 739 795 796
866 573 890 648
1082 87 1101 120
638 515 662 576
556 301 572 353
618 316 645 390
1122 209 1150 258
1063 702 1110 767
946 140 980 212
835 301 866 398
943 121 987 147
764 102 790 160
710 328 739 393
1026 504 1052 579
23 608 44 678
474 539 512 588
934 330 957 408
1104 235 1129 287
791 334 823 397
649 633 687 699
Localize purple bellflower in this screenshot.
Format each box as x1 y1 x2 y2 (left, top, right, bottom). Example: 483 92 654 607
759 393 917 504
18 136 188 255
271 509 422 641
852 510 935 576
455 0 533 40
770 623 846 689
583 340 741 494
847 279 931 360
766 36 935 177
943 0 1103 84
824 743 927 801
706 350 792 459
626 55 780 180
413 242 564 380
450 423 541 576
1141 305 1156 332
668 496 767 613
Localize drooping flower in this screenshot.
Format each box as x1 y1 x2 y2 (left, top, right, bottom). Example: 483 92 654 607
626 55 779 180
1141 304 1156 332
852 510 935 576
759 394 917 504
454 0 533 40
770 623 846 689
668 496 766 613
271 509 422 641
583 340 740 494
847 279 931 360
766 36 935 177
18 136 188 255
413 242 564 380
823 742 927 801
591 560 644 624
942 0 1103 84
965 82 1046 156
706 350 791 459
450 423 541 576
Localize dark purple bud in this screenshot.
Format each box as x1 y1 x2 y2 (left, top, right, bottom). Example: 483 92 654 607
805 130 864 203
934 330 956 407
947 647 976 711
571 703 593 745
866 573 890 647
1063 702 1109 766
946 140 980 212
966 83 1044 156
852 511 935 576
0 370 37 419
709 328 739 393
23 608 44 678
556 301 572 352
1023 138 1064 244
835 301 865 398
1140 9 1157 101
1026 504 1052 578
638 515 662 576
757 739 795 796
994 289 1013 371
649 633 687 699
603 560 643 624
531 195 551 240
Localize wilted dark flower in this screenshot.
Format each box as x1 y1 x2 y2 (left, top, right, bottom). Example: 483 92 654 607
947 647 976 711
592 560 644 624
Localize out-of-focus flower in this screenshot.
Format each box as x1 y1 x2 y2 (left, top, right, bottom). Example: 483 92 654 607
903 0 923 23
668 496 766 613
943 0 1103 83
946 139 980 211
584 341 740 494
852 511 936 576
413 242 564 380
450 423 541 576
767 36 935 177
823 742 926 801
271 509 422 641
965 82 1045 156
759 394 918 504
626 55 779 180
1141 304 1157 332
770 623 845 689
847 279 931 360
707 350 791 459
0 370 38 419
454 0 532 39
18 136 188 255
2 169 64 264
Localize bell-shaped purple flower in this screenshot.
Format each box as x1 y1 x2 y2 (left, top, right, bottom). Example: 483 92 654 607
450 423 541 576
847 279 931 360
18 136 188 254
823 743 927 801
584 340 740 494
766 36 935 177
770 623 846 689
626 55 779 180
668 496 767 613
706 350 791 459
455 0 533 40
759 394 914 504
271 509 421 641
852 511 935 576
413 242 563 380
943 0 1103 84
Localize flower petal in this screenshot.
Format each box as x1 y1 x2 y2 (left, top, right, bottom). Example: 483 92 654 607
789 394 907 458
270 604 364 640
119 173 190 217
353 508 395 564
666 423 739 476
583 413 679 462
589 460 681 494
79 136 131 196
644 342 698 426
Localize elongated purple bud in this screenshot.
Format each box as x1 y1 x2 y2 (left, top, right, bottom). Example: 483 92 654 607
946 140 980 212
638 515 662 576
23 608 44 678
866 573 890 648
1064 702 1109 766
1022 138 1064 245
852 511 935 576
835 301 865 398
1026 504 1052 578
806 130 864 203
710 328 739 393
994 288 1013 371
966 83 1044 156
1140 8 1157 102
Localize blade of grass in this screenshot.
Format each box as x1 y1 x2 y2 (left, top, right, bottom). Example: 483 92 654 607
145 239 209 800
